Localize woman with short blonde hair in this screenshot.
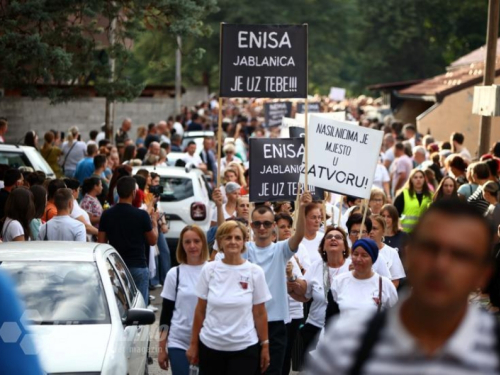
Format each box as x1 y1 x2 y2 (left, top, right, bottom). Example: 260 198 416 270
187 221 272 375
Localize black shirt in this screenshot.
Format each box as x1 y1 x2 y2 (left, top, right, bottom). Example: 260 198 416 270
144 134 160 149
99 203 152 268
0 188 9 220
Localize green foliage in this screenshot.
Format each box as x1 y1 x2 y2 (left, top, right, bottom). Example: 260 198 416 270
0 0 218 103
126 0 488 95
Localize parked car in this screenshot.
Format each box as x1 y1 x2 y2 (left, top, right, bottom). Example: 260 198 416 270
132 166 214 259
0 242 155 375
0 144 55 178
181 130 215 153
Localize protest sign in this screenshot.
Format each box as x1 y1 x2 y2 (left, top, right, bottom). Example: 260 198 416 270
300 115 383 199
295 112 347 124
329 87 346 101
249 138 324 202
280 117 301 138
289 126 305 138
264 102 292 127
297 102 320 113
219 24 308 98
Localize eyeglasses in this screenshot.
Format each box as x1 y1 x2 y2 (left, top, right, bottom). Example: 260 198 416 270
350 230 368 236
325 234 344 241
251 221 274 229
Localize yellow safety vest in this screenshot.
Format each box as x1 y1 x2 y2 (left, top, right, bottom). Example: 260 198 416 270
400 189 432 233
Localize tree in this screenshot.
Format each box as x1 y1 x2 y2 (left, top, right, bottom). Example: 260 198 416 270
0 0 218 103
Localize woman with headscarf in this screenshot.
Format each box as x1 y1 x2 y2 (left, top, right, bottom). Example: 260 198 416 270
327 238 398 319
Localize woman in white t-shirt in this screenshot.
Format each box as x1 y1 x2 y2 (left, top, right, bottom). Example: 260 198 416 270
187 221 272 375
158 225 209 375
289 226 351 361
370 215 406 289
300 203 324 264
2 187 35 242
328 238 398 320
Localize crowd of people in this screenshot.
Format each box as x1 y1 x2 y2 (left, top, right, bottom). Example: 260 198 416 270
2 94 500 375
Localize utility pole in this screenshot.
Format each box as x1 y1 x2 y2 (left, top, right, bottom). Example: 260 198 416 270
105 14 117 140
175 35 182 115
478 0 500 156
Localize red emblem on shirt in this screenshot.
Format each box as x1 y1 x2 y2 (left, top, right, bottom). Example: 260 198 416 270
240 282 248 289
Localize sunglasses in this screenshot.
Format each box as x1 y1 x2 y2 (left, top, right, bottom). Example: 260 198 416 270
251 221 274 229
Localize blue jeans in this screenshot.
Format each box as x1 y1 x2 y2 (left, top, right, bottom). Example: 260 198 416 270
129 267 149 305
168 348 189 375
151 233 171 286
64 169 75 178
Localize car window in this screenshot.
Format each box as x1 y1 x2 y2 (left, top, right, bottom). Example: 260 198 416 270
106 260 130 319
159 176 194 202
0 151 31 170
1 261 110 324
108 253 137 304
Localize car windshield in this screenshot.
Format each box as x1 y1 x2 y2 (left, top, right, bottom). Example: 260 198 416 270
0 261 110 325
159 176 193 202
0 150 53 176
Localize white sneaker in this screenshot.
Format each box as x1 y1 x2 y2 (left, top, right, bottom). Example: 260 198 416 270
149 295 156 301
147 304 158 312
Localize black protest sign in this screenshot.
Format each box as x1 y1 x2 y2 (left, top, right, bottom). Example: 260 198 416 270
289 126 304 138
296 102 320 113
249 138 324 202
220 24 308 98
264 102 292 127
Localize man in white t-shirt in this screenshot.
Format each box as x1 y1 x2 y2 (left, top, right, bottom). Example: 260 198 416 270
182 141 207 173
390 142 413 196
38 188 86 242
245 191 312 374
451 132 471 163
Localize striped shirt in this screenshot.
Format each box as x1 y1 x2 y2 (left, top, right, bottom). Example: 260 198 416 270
467 186 490 215
307 302 500 375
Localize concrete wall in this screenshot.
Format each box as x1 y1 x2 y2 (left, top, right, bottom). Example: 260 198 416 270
0 86 208 143
394 100 433 125
417 77 500 158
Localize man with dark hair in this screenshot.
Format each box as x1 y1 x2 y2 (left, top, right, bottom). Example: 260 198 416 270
173 114 184 136
403 124 417 147
74 143 98 184
310 200 497 374
98 176 159 306
88 130 99 146
170 133 182 152
38 188 86 241
200 137 217 182
182 141 207 172
451 132 471 163
144 123 160 149
187 113 203 131
44 179 67 221
91 154 109 205
390 142 413 195
0 168 23 223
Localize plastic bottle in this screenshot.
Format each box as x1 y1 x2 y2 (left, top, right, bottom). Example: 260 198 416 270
189 364 199 375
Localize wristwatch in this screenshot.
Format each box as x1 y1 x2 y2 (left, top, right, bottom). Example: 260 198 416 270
288 275 297 282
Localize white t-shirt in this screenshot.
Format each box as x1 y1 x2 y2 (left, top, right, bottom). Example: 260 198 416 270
294 243 311 273
305 259 351 328
301 232 324 264
372 163 390 190
330 271 398 318
2 218 25 242
221 156 243 172
38 216 86 242
287 257 305 322
382 147 395 167
196 260 271 351
161 263 205 350
173 122 184 137
182 153 204 167
71 199 91 225
378 245 406 280
390 154 413 195
211 203 234 222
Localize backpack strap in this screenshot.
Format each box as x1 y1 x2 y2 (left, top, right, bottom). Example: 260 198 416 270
62 141 77 171
43 221 49 241
175 266 180 301
348 310 388 375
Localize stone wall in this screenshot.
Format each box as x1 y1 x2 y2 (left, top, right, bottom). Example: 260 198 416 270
0 85 209 143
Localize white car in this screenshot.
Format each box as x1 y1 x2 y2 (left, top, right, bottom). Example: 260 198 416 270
0 242 155 375
132 166 214 253
0 144 55 178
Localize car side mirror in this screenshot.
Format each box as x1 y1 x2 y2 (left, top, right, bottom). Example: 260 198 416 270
123 308 155 326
